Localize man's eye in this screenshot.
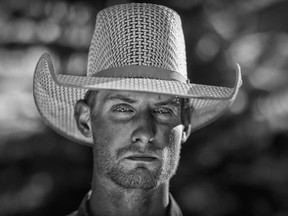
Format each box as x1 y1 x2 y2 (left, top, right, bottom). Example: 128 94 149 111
113 104 134 113
153 107 172 115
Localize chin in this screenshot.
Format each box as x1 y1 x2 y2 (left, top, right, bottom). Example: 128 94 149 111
108 167 163 190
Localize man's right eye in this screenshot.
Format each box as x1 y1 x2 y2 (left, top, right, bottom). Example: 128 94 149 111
112 104 134 113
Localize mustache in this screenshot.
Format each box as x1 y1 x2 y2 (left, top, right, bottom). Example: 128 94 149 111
116 144 163 158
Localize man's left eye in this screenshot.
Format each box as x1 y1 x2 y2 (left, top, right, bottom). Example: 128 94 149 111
153 107 172 115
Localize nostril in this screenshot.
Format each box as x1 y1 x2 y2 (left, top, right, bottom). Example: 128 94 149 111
132 132 155 144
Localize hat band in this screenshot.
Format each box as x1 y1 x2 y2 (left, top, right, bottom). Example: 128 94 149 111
92 65 188 83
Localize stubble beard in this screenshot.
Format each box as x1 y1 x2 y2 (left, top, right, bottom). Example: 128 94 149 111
93 142 181 191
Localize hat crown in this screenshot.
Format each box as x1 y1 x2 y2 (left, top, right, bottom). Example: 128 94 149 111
88 3 187 79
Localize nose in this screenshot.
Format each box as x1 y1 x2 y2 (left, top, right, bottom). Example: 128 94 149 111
131 111 156 145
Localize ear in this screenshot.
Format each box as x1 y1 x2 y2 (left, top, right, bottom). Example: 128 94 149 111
74 100 92 138
181 105 193 144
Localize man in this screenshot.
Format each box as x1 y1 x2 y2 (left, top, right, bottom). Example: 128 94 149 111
33 3 241 216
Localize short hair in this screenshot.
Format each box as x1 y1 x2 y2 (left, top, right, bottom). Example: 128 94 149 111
84 90 98 109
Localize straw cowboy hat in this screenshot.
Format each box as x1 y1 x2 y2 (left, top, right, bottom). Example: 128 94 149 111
33 3 242 145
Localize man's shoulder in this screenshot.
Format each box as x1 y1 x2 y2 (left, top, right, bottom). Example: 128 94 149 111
66 209 89 216
66 191 91 216
169 194 183 216
66 211 77 216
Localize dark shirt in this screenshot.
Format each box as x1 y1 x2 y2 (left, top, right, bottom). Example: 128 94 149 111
67 191 183 216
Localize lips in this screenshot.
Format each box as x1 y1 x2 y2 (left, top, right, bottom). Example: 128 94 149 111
125 155 158 162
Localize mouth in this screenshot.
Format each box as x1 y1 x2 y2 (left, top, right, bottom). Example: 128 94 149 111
125 155 158 162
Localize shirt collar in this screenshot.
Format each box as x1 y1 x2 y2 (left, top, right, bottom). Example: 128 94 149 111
69 190 182 216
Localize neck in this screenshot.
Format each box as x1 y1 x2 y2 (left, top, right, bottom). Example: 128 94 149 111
89 175 170 216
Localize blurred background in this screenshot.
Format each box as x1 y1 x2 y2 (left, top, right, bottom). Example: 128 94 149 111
0 0 288 215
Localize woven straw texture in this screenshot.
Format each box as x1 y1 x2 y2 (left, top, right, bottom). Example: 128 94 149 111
33 3 242 145
88 3 187 78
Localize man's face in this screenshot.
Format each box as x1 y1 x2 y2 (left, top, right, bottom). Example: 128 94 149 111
87 90 186 190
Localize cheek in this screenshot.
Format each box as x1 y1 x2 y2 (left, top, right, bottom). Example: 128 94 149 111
162 125 183 173
91 117 112 146
160 124 184 147
170 125 184 143
91 117 131 148
92 124 108 144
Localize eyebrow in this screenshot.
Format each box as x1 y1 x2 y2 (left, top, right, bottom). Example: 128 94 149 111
106 94 181 107
154 98 181 107
106 94 137 104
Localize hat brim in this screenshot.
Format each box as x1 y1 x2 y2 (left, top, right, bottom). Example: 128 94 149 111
33 53 242 146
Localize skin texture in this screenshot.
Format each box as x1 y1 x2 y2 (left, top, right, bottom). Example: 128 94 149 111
74 90 192 216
